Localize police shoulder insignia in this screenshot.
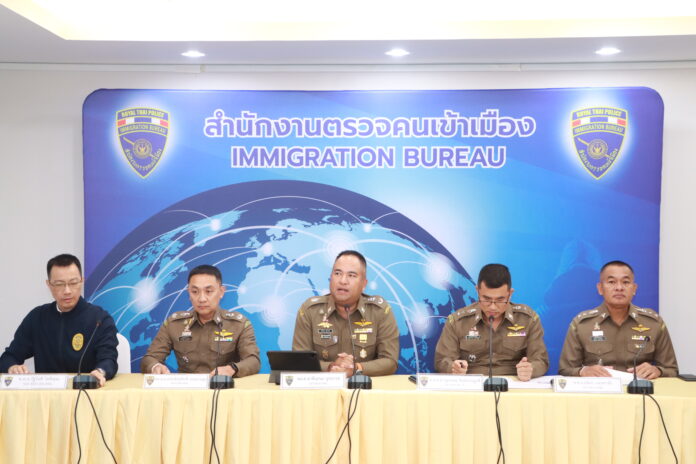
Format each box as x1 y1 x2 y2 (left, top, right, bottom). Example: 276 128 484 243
634 307 659 320
576 309 599 321
244 320 251 328
571 107 627 179
116 107 170 178
169 311 193 321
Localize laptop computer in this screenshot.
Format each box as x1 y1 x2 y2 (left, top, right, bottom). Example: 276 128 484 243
267 350 322 385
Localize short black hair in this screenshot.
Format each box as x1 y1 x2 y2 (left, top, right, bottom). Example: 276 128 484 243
188 264 222 283
477 263 511 289
47 254 82 278
600 260 634 275
335 250 367 270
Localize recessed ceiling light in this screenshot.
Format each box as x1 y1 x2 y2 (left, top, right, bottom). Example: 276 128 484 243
385 48 410 58
181 50 205 58
595 47 621 56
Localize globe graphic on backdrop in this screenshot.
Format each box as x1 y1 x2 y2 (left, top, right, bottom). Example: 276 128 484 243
86 180 477 374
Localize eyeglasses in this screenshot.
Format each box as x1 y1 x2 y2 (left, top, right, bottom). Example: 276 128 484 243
478 298 509 308
49 279 82 290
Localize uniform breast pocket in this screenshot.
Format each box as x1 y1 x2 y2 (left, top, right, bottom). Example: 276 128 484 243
585 341 614 364
626 338 655 356
502 334 527 354
459 337 486 360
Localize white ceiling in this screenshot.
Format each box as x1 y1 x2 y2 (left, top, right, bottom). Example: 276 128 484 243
1 3 696 66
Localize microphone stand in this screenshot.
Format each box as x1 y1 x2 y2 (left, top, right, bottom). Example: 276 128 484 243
483 315 508 392
210 321 234 389
627 336 653 394
346 305 372 390
73 321 102 389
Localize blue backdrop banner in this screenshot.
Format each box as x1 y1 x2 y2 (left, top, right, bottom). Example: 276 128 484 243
82 88 663 375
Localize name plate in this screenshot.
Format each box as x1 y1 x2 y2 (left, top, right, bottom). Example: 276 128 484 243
552 377 622 394
416 373 484 391
280 372 346 389
142 374 210 389
0 374 70 390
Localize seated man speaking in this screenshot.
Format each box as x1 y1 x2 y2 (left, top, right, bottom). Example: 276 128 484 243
435 263 549 381
0 254 118 387
141 265 260 377
292 250 399 376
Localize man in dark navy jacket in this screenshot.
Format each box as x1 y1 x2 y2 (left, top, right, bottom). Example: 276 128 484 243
0 254 118 387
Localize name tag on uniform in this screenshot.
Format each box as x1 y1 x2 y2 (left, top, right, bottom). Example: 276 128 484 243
465 330 480 340
507 331 526 337
0 374 70 390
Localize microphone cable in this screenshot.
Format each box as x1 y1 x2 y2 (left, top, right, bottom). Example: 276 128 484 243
494 390 506 464
208 387 223 464
638 393 679 464
74 388 118 464
323 387 362 464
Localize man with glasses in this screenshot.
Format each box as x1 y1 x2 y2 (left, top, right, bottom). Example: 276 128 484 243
558 260 678 377
0 254 118 386
435 263 549 380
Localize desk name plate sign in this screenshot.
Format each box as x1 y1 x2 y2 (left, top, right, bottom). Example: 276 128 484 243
280 372 346 390
552 377 622 394
0 374 70 390
143 374 210 389
417 374 485 391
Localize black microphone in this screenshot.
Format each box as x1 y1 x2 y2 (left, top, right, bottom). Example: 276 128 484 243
210 320 234 389
628 335 654 394
346 304 372 390
483 315 508 392
72 320 102 389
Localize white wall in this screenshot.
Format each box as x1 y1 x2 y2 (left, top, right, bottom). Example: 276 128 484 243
1 63 694 373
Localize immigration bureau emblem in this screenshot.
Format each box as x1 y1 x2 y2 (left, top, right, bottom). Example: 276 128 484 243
116 107 169 178
571 107 627 179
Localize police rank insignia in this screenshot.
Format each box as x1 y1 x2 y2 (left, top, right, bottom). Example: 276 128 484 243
354 319 372 327
571 107 627 179
72 333 84 351
632 324 651 333
116 107 170 178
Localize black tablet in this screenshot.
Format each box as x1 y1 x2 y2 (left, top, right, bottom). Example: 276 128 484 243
266 350 322 384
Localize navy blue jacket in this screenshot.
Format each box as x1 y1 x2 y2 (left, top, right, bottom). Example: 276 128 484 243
0 297 118 379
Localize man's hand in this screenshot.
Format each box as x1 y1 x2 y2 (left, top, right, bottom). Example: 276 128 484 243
628 362 661 380
451 360 468 374
210 365 237 377
516 357 533 381
89 369 106 388
8 364 29 374
329 353 355 376
151 363 171 375
579 365 613 377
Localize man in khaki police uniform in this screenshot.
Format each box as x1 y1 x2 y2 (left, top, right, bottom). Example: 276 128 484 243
292 250 399 376
559 260 678 378
141 265 260 377
435 263 549 381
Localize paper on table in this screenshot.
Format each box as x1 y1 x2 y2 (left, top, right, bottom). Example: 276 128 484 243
605 368 640 385
507 375 557 389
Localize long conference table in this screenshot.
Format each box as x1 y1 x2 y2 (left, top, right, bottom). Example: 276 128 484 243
0 374 694 464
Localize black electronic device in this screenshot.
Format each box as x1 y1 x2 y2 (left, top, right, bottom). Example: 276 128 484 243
346 305 372 390
72 320 102 390
267 350 322 384
210 321 234 389
627 336 654 394
483 315 508 392
677 373 696 381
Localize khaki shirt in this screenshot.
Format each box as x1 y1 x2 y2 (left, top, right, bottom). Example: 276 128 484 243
141 308 260 377
291 294 399 376
558 303 678 377
434 302 549 377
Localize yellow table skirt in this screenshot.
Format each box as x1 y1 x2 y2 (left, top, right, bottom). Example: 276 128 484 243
0 374 694 463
